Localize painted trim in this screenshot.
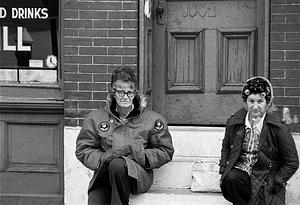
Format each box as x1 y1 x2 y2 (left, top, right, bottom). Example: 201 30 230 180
138 0 145 92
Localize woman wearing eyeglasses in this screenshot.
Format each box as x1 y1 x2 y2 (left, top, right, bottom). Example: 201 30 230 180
75 67 174 205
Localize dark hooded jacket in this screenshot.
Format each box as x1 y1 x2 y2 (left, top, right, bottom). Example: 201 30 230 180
75 93 174 193
219 108 299 205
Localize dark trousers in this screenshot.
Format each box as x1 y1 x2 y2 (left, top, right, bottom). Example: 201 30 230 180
88 158 136 205
221 168 251 205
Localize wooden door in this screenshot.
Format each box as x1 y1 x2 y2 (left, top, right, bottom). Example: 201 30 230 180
0 0 64 204
152 0 269 125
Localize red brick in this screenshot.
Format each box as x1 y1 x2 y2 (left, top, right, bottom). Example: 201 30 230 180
64 64 79 73
108 65 136 73
65 10 78 19
108 11 138 19
270 61 300 69
79 65 107 73
286 88 300 96
65 73 92 82
65 91 92 100
64 20 92 29
287 33 300 41
271 42 300 50
287 70 300 78
125 48 137 55
93 92 109 100
64 2 94 10
93 74 112 82
273 87 284 96
93 2 122 10
271 0 285 4
65 1 122 10
270 33 285 42
270 51 284 60
108 47 125 55
78 101 103 109
94 20 122 28
79 47 107 55
271 5 300 14
81 101 106 110
270 69 285 78
286 14 300 24
271 79 300 87
64 100 78 109
274 97 299 105
79 11 107 19
286 0 300 4
64 82 78 91
122 56 137 64
123 20 138 28
64 109 90 118
79 83 107 91
64 56 92 64
79 29 107 37
286 51 300 60
94 38 122 46
108 30 137 37
271 15 285 23
93 56 122 64
64 29 79 37
64 47 78 55
64 37 92 46
123 38 137 46
123 2 138 10
271 24 300 32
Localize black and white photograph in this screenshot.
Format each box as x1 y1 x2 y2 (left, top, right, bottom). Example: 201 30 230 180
0 0 299 205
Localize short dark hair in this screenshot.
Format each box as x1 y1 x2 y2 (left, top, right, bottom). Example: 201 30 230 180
111 67 137 86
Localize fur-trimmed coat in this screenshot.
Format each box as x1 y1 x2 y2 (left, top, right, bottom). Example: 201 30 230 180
75 94 174 193
219 108 299 205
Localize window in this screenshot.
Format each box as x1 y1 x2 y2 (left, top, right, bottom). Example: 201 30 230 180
0 0 59 83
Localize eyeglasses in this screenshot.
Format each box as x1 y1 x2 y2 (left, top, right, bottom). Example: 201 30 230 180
114 89 136 98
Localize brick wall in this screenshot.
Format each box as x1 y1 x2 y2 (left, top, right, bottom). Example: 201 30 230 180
270 0 300 131
63 0 139 126
63 0 300 130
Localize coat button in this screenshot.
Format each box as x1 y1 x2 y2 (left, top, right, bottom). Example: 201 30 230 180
230 145 233 148
268 163 272 169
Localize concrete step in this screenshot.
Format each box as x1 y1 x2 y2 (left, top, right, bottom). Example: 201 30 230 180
130 188 231 205
64 127 300 205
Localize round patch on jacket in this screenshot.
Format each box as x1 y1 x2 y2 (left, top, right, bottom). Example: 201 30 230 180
98 122 110 132
154 119 164 131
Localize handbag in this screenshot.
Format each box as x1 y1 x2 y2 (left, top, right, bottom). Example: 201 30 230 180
191 160 221 192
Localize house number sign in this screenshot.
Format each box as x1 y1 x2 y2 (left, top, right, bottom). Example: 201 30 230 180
181 4 216 18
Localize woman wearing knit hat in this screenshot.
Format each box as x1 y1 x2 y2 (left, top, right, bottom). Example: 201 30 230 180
219 76 299 205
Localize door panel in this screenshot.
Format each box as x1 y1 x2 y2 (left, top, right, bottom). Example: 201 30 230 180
153 0 268 125
0 105 64 204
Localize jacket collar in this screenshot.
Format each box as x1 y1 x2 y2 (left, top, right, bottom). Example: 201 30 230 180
228 108 282 128
104 93 147 122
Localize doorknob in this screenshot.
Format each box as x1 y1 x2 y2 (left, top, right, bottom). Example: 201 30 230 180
156 1 165 25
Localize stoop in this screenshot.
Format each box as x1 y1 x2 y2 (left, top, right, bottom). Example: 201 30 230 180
130 126 229 205
64 126 300 205
130 188 231 205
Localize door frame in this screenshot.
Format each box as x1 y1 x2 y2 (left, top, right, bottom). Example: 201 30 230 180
139 0 270 114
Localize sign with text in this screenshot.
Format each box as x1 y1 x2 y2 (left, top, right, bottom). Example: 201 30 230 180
0 0 58 69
